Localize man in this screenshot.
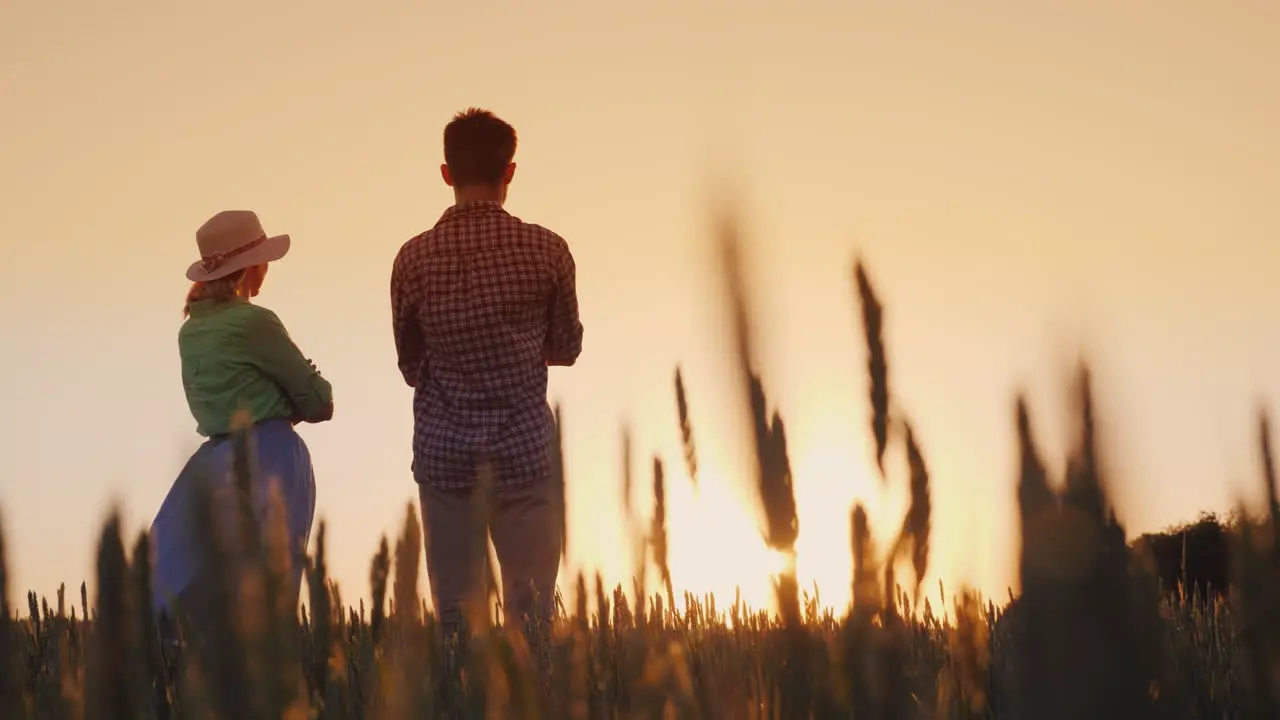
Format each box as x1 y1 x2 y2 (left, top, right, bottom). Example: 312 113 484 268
390 108 584 647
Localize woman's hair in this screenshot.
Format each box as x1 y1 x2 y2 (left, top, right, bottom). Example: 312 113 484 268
183 268 249 318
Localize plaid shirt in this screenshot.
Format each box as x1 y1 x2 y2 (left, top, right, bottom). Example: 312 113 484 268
391 201 583 491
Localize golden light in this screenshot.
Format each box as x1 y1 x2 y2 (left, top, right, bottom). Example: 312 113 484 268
663 463 782 613
764 548 792 580
787 435 878 614
615 395 939 619
636 425 873 617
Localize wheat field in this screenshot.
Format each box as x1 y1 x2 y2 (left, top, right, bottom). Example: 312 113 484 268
2 226 1278 718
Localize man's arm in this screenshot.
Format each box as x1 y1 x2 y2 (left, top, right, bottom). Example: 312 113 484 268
391 242 426 387
544 237 584 366
243 308 335 423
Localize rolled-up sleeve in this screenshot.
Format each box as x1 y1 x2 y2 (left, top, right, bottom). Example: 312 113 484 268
243 308 334 422
545 237 583 366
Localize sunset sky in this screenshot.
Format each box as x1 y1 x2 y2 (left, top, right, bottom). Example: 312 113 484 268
2 0 1279 615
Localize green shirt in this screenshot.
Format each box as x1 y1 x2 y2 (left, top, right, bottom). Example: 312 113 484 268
180 298 334 437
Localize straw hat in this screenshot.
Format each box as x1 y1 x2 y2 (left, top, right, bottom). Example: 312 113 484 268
186 210 291 282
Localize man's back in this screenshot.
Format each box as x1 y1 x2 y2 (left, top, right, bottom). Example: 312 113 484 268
396 108 571 680
391 200 583 490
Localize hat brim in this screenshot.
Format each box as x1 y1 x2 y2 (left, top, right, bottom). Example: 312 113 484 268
186 233 291 282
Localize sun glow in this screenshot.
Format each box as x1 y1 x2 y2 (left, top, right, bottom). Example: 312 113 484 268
649 410 937 618
649 429 891 617
661 467 779 613
764 548 792 579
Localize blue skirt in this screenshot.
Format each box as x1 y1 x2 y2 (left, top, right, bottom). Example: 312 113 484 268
148 419 317 615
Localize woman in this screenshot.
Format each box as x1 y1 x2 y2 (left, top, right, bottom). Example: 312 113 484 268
149 209 334 632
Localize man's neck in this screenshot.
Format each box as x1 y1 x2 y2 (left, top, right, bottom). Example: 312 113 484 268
452 186 504 206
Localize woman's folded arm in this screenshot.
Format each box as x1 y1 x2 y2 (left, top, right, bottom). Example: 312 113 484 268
243 307 335 424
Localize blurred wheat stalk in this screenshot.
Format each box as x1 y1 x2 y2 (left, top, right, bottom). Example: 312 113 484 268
1 208 1278 719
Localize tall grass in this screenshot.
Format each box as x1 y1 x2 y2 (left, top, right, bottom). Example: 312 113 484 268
2 225 1279 718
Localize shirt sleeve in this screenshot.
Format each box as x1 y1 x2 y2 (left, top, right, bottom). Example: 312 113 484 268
243 307 334 422
391 242 426 387
544 236 584 366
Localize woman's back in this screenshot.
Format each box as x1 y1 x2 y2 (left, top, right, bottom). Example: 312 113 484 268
180 297 332 437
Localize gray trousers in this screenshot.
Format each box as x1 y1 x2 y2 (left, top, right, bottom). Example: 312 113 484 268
417 478 561 638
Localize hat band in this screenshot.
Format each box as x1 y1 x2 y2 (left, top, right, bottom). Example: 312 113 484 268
199 234 267 274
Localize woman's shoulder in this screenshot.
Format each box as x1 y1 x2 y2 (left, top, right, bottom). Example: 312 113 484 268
180 301 285 338
237 302 282 322
235 303 297 341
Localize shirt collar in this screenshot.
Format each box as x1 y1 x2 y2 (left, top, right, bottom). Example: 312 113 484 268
187 297 246 318
437 200 506 224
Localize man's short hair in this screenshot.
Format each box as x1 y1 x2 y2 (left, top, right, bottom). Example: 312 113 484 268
443 108 518 187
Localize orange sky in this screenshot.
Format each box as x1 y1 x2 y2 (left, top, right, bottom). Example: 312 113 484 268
2 0 1279 615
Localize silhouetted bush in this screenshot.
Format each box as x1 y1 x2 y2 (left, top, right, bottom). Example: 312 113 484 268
1131 513 1234 600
